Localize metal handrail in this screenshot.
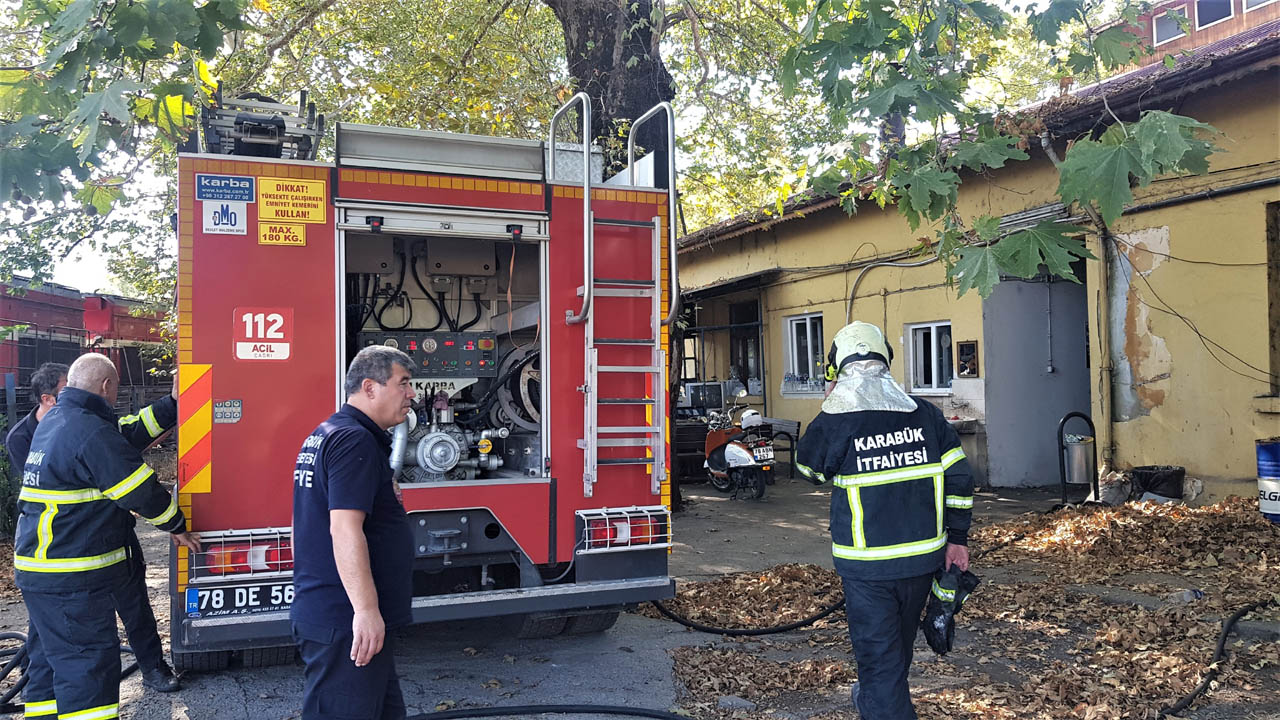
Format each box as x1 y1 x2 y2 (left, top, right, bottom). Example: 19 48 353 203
549 92 594 326
625 102 680 327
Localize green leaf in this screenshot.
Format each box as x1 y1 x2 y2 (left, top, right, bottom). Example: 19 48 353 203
111 4 148 48
953 245 1002 297
856 79 919 118
1163 54 1177 69
1093 27 1136 70
994 221 1093 279
1029 0 1080 45
947 136 1029 172
52 0 98 39
892 166 959 229
972 214 1001 241
1056 139 1143 224
965 1 1007 28
65 79 143 161
75 176 125 215
1132 110 1218 178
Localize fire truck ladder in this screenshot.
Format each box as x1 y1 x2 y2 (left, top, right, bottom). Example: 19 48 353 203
551 96 679 498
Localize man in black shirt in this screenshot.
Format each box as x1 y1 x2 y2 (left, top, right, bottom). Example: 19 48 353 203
292 345 416 720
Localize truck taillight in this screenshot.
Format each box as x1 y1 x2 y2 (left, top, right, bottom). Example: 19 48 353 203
579 507 671 553
195 537 293 577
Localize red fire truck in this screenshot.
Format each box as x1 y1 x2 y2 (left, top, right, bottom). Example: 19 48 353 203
169 90 677 669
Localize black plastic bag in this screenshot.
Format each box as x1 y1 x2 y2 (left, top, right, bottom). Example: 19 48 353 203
921 566 980 655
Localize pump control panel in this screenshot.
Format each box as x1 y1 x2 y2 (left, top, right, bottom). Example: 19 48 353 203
357 332 499 377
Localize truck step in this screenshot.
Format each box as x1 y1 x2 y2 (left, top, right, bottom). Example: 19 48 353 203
598 398 654 405
596 426 661 434
598 365 661 373
593 278 656 287
597 457 655 466
577 286 654 298
593 217 656 228
595 438 655 447
595 338 654 345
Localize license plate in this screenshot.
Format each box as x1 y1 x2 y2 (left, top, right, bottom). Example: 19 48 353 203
753 447 774 460
186 582 293 619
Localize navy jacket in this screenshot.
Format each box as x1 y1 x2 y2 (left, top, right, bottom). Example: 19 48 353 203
14 388 186 592
5 395 177 474
797 399 974 581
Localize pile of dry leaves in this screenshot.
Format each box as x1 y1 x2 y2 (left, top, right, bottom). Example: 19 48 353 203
664 498 1279 719
641 562 844 629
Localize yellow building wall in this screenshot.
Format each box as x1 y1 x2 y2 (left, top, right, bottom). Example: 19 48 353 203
680 66 1280 494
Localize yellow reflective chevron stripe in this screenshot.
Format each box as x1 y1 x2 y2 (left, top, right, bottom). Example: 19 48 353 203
795 462 825 483
145 497 179 527
932 579 955 602
14 548 128 573
945 495 973 509
58 703 119 720
103 464 154 500
832 534 946 561
941 447 966 469
24 699 56 717
35 503 58 560
19 487 105 504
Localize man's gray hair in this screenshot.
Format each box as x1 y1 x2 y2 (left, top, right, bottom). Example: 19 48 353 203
66 353 117 391
29 362 69 402
344 345 414 396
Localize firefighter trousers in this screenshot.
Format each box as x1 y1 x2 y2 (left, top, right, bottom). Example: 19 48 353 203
842 573 933 720
115 531 164 672
293 620 406 720
21 585 121 719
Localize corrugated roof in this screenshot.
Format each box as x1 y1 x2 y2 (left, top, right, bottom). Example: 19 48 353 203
678 21 1280 251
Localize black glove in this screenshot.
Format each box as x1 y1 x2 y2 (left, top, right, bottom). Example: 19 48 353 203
921 566 980 655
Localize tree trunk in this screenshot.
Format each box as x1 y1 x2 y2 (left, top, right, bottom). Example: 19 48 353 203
541 0 676 172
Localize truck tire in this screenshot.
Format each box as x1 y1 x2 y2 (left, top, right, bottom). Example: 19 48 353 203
563 611 620 635
507 612 568 639
240 646 296 667
171 649 231 673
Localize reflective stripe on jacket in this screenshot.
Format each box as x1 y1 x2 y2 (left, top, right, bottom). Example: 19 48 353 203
797 398 973 581
14 388 185 592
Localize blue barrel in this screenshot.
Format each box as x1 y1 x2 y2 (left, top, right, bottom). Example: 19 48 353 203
1260 439 1280 525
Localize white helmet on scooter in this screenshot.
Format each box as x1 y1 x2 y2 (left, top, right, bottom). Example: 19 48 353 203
740 409 763 429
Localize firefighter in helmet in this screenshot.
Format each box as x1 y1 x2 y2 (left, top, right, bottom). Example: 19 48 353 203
796 321 973 720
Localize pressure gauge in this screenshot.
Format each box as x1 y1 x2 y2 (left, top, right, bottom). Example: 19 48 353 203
383 338 399 349
421 338 438 353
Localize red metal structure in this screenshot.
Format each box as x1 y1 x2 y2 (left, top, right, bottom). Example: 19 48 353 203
0 281 166 420
168 92 677 669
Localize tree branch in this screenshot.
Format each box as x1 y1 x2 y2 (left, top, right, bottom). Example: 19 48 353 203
448 0 518 83
240 0 341 89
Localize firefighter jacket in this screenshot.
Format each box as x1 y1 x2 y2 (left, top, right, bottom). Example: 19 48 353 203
4 395 175 477
796 399 974 581
14 387 186 592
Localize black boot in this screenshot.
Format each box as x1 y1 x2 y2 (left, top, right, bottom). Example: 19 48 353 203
141 661 181 693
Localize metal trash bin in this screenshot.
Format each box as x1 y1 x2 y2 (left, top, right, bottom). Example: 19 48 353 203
1063 435 1095 486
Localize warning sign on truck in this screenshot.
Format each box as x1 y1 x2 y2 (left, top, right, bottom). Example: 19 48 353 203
258 177 326 223
259 222 306 246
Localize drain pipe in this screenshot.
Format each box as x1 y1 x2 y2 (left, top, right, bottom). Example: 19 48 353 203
1041 133 1114 473
390 418 410 479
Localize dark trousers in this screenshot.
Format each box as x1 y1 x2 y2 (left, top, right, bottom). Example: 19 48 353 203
114 531 165 671
293 620 406 720
22 585 121 719
842 573 933 720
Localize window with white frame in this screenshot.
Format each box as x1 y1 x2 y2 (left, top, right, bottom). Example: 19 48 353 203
1246 0 1277 12
782 313 824 393
1196 0 1232 28
1153 6 1188 44
908 321 955 393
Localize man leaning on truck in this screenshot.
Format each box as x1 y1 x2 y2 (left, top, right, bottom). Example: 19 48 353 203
5 361 187 693
14 353 200 720
291 345 416 720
